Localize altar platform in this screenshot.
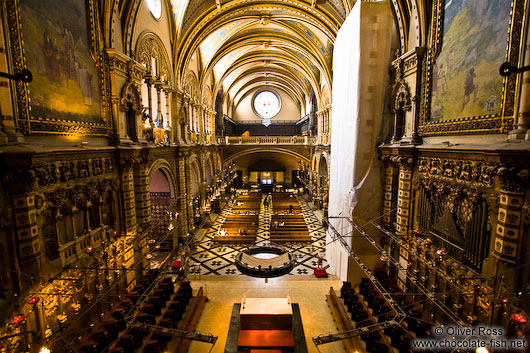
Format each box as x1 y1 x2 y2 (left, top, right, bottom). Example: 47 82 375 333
224 299 308 353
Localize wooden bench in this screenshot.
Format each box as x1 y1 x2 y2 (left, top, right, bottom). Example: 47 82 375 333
213 235 257 244
326 287 359 352
172 287 207 353
270 234 311 242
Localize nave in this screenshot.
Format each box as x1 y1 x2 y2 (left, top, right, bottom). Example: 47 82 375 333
190 191 329 276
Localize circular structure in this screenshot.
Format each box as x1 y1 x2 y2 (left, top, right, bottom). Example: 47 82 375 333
253 91 281 119
235 246 295 278
146 0 162 19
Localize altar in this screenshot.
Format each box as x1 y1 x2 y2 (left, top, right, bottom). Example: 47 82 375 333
240 297 293 330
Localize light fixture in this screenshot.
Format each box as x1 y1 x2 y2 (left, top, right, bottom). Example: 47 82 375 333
476 347 489 353
10 314 25 324
511 312 528 323
39 348 51 353
28 297 40 305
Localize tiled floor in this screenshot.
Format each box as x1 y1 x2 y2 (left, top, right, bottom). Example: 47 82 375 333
189 194 330 276
187 275 347 353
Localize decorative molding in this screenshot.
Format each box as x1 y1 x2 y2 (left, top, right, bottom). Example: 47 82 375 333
416 156 498 188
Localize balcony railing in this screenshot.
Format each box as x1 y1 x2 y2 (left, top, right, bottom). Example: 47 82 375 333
218 136 316 145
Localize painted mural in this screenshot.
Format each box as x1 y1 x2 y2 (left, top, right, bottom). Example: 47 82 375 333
430 0 511 122
20 0 102 123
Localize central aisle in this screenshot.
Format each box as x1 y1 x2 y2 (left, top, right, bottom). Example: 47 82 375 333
187 275 346 353
189 192 330 276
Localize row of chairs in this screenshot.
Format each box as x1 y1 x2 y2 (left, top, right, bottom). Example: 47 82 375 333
340 277 434 353
341 281 396 353
77 270 160 353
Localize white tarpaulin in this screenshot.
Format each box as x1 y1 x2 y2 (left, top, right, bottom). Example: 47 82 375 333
326 0 393 280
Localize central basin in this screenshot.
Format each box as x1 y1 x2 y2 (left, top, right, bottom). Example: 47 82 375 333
252 253 280 259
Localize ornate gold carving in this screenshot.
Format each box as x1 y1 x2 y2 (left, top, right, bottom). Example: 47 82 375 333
416 156 497 188
135 32 172 84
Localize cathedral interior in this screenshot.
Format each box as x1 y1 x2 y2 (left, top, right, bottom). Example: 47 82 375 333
1 0 530 352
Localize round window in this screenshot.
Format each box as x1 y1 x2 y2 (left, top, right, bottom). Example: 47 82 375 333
253 91 281 119
146 0 162 19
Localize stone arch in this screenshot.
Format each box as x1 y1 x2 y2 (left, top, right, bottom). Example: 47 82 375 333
318 153 329 177
120 81 142 141
148 158 177 198
320 85 331 108
390 80 411 141
391 79 412 113
135 31 173 86
202 85 213 107
204 152 216 184
189 154 204 197
184 70 200 99
215 153 223 173
224 148 310 164
311 153 318 172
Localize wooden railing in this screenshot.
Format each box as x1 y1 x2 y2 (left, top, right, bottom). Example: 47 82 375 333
218 136 316 145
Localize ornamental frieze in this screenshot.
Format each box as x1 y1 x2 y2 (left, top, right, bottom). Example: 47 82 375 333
416 157 497 188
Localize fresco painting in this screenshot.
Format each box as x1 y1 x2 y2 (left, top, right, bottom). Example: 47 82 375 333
430 0 511 122
20 0 102 123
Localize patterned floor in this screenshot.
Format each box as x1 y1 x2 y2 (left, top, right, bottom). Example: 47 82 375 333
189 194 330 276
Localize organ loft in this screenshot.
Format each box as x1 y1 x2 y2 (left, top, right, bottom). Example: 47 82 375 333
0 0 529 352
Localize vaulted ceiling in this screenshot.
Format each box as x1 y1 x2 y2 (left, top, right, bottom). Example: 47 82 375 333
113 0 428 113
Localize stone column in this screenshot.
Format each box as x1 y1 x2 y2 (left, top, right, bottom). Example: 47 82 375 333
13 191 42 278
395 157 414 235
177 152 190 236
146 78 153 124
134 160 151 231
155 84 162 128
197 104 204 143
185 157 194 233
511 24 530 138
493 168 528 263
119 159 137 237
382 159 399 228
164 89 171 130
133 159 150 275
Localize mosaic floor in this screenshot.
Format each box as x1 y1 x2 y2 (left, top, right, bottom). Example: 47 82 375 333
189 194 330 276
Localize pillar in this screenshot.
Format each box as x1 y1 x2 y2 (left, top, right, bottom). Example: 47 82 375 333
120 160 137 237
197 104 204 143
133 160 150 275
12 192 41 277
493 190 524 262
134 161 151 230
146 78 153 124
177 152 190 236
395 157 413 235
382 160 399 227
511 25 530 138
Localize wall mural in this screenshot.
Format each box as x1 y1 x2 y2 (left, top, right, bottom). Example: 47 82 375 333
430 0 511 122
20 0 102 124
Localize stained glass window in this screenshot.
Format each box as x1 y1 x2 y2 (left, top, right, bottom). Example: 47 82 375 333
147 0 162 19
253 91 281 119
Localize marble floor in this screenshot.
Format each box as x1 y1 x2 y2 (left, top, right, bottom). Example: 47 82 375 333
189 194 330 276
187 275 347 353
